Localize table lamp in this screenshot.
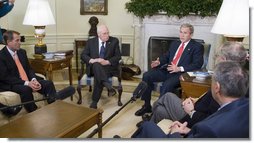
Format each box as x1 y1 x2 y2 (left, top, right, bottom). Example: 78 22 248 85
23 0 55 55
211 0 249 42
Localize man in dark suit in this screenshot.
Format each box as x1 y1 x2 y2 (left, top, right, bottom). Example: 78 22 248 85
148 42 248 127
81 24 121 109
132 61 249 138
135 23 204 116
0 30 74 113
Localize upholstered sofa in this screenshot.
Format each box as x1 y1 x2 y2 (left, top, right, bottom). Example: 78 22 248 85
0 91 47 126
0 45 48 126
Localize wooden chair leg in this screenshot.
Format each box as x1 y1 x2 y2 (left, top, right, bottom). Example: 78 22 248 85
89 86 92 92
76 84 82 104
117 85 123 106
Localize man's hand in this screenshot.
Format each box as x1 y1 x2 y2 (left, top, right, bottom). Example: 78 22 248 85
28 80 41 92
170 121 191 135
151 57 160 68
182 98 195 115
98 58 110 65
167 62 181 73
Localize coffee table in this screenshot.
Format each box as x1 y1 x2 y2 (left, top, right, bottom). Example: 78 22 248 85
0 101 103 138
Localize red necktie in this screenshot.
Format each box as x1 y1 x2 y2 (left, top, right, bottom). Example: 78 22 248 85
13 51 29 81
172 42 185 65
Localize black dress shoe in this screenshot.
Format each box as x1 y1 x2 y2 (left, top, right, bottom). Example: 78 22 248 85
142 113 152 121
113 135 121 138
108 88 117 97
0 103 22 117
89 101 97 109
135 106 152 116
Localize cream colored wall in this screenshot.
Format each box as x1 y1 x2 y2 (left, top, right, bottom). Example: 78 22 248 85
0 0 134 65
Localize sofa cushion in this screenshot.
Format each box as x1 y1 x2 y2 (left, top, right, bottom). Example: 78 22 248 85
0 91 21 106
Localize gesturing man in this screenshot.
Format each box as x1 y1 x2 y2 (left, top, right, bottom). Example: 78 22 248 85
135 23 204 116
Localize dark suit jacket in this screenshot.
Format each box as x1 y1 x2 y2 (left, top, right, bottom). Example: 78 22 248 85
159 39 204 71
81 36 121 76
0 47 36 91
133 98 249 138
173 98 249 138
179 90 220 128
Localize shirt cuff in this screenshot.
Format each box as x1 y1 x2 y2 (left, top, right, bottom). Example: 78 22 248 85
24 81 29 86
32 78 37 81
190 110 196 118
179 66 184 72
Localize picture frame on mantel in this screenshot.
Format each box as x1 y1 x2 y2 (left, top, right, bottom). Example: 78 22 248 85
80 0 108 15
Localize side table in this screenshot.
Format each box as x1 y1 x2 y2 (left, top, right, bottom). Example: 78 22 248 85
29 55 73 85
180 72 211 99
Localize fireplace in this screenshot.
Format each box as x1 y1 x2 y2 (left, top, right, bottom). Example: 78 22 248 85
147 36 178 70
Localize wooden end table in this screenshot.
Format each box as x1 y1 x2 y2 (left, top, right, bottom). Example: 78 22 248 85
29 55 73 85
0 101 103 138
180 72 211 99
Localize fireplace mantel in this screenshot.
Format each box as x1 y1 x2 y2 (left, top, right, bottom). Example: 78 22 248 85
133 15 219 72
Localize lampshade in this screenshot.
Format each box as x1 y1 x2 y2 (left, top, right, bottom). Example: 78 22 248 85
22 0 55 55
23 0 55 26
211 0 249 38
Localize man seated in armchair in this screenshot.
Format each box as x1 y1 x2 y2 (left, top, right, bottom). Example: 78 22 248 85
0 30 75 115
135 23 204 116
81 24 121 109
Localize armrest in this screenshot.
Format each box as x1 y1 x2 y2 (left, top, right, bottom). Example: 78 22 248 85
35 73 46 80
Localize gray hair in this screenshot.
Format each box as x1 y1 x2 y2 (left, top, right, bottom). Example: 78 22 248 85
97 24 108 34
180 23 194 34
213 61 248 98
218 42 247 65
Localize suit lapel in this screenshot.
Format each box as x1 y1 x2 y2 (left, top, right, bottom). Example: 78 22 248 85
95 38 99 57
3 47 20 76
104 37 113 58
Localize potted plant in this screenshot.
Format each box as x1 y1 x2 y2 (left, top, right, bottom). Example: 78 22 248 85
125 0 223 18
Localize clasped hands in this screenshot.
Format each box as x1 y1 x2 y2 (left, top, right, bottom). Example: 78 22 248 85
169 121 191 135
28 79 41 92
89 58 110 65
182 97 198 115
151 58 180 73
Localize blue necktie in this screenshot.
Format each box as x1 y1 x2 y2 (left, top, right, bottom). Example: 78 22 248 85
99 42 105 58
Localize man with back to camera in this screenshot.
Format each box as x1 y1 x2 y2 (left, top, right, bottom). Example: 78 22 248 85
81 24 121 109
132 61 249 138
135 23 204 116
0 30 75 113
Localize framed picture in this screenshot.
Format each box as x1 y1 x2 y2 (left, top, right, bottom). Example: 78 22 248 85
80 0 108 15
